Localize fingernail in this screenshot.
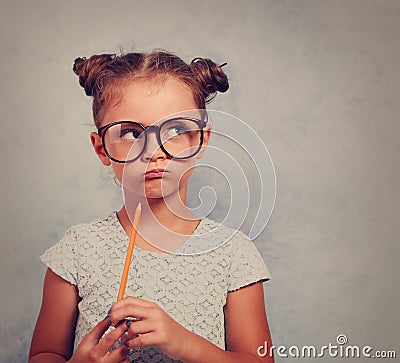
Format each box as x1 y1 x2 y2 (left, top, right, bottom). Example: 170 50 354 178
125 341 129 348
126 320 131 328
104 308 112 320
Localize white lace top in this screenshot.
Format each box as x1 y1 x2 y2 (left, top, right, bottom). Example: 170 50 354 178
40 211 271 362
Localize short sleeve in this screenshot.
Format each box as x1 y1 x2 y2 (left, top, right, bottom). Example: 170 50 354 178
40 226 79 286
226 231 271 292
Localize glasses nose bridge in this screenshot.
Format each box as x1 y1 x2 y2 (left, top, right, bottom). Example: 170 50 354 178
142 124 162 145
141 124 165 159
143 124 160 135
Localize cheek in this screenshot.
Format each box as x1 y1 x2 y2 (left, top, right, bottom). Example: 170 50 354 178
116 159 196 195
179 165 195 186
165 159 196 186
114 162 146 191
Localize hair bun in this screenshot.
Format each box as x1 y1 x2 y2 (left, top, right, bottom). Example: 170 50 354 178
190 57 229 103
73 54 116 96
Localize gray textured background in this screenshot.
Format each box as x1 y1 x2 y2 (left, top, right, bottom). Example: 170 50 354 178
1 1 399 362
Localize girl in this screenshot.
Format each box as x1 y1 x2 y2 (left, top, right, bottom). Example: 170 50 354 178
29 50 274 363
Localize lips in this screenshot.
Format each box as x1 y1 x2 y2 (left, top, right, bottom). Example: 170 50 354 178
144 168 166 179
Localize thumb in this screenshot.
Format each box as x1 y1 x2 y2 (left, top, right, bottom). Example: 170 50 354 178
82 319 111 346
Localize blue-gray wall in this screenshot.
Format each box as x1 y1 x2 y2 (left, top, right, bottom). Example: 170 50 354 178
1 1 399 362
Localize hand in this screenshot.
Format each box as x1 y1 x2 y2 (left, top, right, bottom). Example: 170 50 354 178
68 318 130 363
108 296 195 361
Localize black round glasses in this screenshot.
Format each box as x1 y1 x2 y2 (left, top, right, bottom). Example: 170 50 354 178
97 117 207 163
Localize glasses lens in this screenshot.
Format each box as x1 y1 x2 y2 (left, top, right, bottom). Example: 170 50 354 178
160 118 203 158
103 122 144 162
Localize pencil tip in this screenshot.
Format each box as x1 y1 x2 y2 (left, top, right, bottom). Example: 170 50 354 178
137 202 142 211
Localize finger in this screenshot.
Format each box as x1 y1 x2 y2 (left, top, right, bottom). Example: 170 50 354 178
126 320 155 340
106 341 131 363
120 332 129 343
108 305 152 326
83 319 111 345
125 332 156 349
110 296 156 314
120 328 141 343
119 296 157 308
96 320 129 356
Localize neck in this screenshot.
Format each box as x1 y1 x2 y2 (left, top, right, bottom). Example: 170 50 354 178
118 186 200 252
124 184 197 222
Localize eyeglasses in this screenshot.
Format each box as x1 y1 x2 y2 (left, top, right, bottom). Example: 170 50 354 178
97 117 207 163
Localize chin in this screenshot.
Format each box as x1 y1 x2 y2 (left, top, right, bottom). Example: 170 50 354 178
143 188 163 198
144 189 174 200
145 183 185 200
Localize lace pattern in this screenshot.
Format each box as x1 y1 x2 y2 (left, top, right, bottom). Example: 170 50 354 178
40 212 271 362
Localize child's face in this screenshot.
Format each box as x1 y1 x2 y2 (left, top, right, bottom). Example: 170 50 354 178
90 77 210 200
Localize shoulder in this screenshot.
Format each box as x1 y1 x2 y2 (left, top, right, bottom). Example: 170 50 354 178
184 217 263 265
194 218 271 291
200 217 256 252
69 211 117 236
39 211 120 285
56 211 119 245
42 211 119 253
175 217 244 255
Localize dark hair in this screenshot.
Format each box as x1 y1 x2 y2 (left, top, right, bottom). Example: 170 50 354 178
73 49 229 127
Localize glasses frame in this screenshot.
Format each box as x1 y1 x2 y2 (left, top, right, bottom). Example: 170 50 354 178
97 117 207 163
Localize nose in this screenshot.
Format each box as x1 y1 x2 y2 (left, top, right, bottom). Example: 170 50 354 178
141 128 167 161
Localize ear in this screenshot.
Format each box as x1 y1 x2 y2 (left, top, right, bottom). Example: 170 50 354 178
90 132 111 166
196 124 211 159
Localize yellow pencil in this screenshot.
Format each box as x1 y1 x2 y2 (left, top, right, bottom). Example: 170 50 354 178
117 203 141 301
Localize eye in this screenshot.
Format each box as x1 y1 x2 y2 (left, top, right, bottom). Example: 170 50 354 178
120 128 142 140
164 125 187 138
